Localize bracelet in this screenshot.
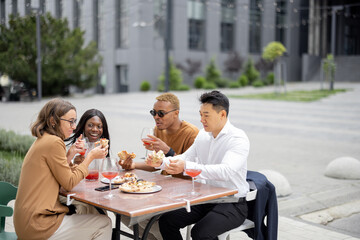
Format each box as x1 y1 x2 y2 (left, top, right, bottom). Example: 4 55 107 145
165 148 175 157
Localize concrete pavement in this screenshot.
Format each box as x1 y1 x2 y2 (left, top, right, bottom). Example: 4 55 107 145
1 82 360 239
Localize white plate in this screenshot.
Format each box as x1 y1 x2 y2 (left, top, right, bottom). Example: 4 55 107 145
120 185 162 194
100 176 124 185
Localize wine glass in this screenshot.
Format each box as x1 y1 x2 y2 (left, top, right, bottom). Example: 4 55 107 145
141 127 154 159
185 166 202 197
100 157 120 199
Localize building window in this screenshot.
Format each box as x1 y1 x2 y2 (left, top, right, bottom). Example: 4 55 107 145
221 0 235 52
39 0 45 14
248 0 262 54
73 0 81 28
275 0 287 45
116 65 128 92
56 0 63 19
188 0 206 50
25 0 31 16
93 0 99 47
0 0 5 25
11 0 18 16
115 0 128 48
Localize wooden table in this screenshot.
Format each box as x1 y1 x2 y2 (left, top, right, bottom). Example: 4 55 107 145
60 170 238 240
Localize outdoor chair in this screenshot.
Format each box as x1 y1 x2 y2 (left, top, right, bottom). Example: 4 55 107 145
0 181 18 240
186 180 257 240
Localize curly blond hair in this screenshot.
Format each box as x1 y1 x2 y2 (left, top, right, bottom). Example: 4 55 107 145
156 93 180 110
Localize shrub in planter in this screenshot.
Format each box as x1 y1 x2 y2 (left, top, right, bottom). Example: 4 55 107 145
194 76 206 89
238 74 249 87
140 81 151 91
229 81 240 88
203 82 217 89
252 79 264 87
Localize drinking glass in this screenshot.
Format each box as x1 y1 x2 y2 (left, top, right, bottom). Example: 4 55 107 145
79 137 88 157
100 157 120 199
185 166 202 197
141 127 154 159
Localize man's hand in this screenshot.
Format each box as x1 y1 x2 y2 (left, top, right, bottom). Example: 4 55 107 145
119 155 135 170
145 155 162 168
164 159 185 175
143 135 171 155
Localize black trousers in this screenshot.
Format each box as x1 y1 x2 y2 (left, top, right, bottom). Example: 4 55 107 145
159 199 248 240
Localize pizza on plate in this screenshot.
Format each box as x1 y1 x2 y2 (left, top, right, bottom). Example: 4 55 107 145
119 179 156 193
113 172 138 184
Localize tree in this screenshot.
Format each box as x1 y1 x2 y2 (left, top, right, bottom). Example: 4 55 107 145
243 58 259 84
205 58 221 84
262 41 287 93
262 41 286 62
158 58 184 91
176 59 202 79
0 14 101 96
322 54 336 90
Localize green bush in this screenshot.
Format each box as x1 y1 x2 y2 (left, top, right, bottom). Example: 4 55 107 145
194 76 206 89
262 41 286 62
238 74 249 87
0 151 23 186
266 72 274 85
243 59 260 84
205 58 222 85
177 84 191 91
215 78 228 88
228 81 240 88
203 82 217 89
140 81 151 91
0 129 34 155
158 59 184 91
252 79 264 87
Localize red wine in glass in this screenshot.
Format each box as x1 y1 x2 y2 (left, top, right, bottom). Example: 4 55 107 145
101 157 119 199
185 168 202 196
86 170 99 181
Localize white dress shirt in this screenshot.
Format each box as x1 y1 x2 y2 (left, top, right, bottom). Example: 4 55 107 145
161 120 250 198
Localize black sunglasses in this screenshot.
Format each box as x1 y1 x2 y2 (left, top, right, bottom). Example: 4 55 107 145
150 109 178 118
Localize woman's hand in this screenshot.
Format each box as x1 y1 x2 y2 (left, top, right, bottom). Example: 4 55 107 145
119 155 135 170
88 145 108 160
67 134 86 164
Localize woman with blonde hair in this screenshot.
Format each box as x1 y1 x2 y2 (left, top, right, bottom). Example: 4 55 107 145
14 98 112 240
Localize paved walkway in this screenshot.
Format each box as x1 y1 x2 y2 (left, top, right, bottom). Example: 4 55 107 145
1 82 360 239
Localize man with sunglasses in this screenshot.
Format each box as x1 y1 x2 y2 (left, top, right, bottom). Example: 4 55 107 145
120 93 199 178
119 92 199 240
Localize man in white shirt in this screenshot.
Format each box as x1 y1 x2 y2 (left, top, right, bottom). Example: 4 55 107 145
147 90 250 240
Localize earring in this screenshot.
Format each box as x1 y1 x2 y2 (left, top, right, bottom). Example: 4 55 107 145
52 124 55 128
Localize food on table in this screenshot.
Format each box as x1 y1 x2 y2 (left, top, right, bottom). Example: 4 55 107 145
95 138 109 148
112 172 138 184
119 179 156 193
150 150 165 164
117 150 136 161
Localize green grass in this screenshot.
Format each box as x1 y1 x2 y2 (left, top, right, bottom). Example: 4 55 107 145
0 151 24 186
229 89 348 102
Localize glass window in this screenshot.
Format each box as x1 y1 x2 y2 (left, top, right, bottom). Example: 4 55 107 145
248 0 262 53
188 0 206 50
25 0 31 16
56 0 63 19
73 0 81 28
275 0 287 45
0 0 5 25
11 0 18 16
115 0 128 48
39 0 45 15
93 0 99 47
221 0 235 51
116 65 128 92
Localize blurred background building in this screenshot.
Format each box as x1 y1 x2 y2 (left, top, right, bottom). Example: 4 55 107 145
0 0 359 93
